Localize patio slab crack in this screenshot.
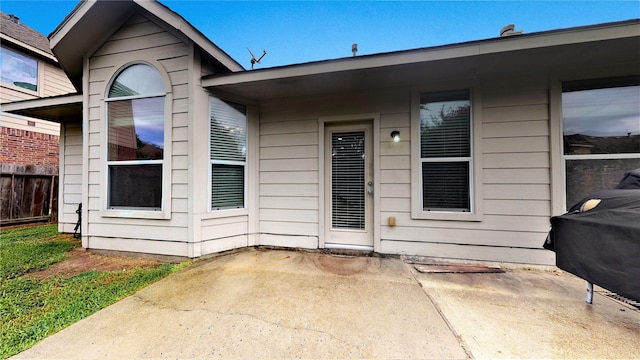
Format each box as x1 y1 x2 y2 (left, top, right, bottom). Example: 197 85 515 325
130 293 374 357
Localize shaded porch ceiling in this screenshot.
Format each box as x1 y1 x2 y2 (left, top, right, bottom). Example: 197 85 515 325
1 94 82 123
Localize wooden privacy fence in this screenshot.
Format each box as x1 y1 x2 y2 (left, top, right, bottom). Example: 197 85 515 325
0 164 58 226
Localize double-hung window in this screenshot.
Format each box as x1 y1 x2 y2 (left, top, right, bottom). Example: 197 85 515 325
419 89 472 212
106 63 166 210
562 77 640 208
0 46 38 92
210 97 247 210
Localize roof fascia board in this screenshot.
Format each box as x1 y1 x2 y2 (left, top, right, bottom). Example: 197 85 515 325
0 34 58 63
202 20 640 88
479 20 640 54
134 0 244 72
49 0 94 49
1 93 83 112
203 45 479 87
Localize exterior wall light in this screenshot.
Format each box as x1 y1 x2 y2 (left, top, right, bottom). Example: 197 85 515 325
390 130 400 142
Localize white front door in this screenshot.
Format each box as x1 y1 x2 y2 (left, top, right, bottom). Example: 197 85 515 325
324 122 373 249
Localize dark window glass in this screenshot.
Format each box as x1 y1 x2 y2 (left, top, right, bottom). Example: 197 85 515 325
422 162 470 211
565 158 640 207
109 164 162 209
211 164 244 209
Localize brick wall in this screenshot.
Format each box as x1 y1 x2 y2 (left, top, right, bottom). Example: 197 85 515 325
0 127 59 172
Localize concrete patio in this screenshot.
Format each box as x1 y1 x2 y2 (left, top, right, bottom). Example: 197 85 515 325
12 248 640 359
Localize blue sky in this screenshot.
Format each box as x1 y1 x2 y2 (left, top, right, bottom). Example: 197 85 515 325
1 1 638 69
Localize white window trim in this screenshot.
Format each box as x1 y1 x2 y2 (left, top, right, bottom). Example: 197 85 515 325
559 79 640 212
208 96 248 213
100 61 172 220
410 85 483 221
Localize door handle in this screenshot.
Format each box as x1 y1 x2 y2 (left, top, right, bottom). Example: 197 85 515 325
367 189 373 195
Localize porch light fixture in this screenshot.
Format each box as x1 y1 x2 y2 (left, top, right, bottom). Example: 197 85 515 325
390 130 400 142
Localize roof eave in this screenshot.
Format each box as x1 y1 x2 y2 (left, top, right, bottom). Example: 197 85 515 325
1 93 83 123
48 0 245 91
202 18 640 89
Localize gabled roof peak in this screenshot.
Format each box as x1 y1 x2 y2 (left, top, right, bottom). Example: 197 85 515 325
49 0 244 91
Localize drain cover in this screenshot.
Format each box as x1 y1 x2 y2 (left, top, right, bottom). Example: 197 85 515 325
598 291 640 310
408 261 504 274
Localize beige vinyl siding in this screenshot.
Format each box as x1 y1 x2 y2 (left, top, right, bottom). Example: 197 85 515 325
257 81 554 264
41 62 75 96
0 86 36 102
0 113 60 135
257 89 407 249
85 12 191 256
380 78 553 265
59 121 82 233
259 115 320 247
199 215 249 254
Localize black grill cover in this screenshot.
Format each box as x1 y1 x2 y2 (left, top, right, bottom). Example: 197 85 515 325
548 188 640 302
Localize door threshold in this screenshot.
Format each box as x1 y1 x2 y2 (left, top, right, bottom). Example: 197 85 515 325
324 243 374 252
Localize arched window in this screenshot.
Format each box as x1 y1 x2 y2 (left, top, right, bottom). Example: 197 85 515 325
106 63 165 210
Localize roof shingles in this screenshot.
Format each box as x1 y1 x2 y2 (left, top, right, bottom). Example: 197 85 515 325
1 12 52 56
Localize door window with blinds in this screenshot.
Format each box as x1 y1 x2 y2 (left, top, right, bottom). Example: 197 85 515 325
419 89 472 212
209 97 247 210
331 132 366 229
106 63 166 210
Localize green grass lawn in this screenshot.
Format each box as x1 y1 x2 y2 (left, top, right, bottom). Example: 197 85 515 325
0 224 189 359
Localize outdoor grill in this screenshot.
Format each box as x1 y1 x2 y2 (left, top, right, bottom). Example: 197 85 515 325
545 169 640 303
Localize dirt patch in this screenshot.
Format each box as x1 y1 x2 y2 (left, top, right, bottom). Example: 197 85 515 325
30 247 161 280
314 254 372 276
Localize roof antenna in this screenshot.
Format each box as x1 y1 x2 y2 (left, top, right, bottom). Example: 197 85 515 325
248 48 267 70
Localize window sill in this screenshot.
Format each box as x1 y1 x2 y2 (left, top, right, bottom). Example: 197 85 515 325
411 209 483 222
2 82 38 96
100 209 170 220
202 208 249 220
